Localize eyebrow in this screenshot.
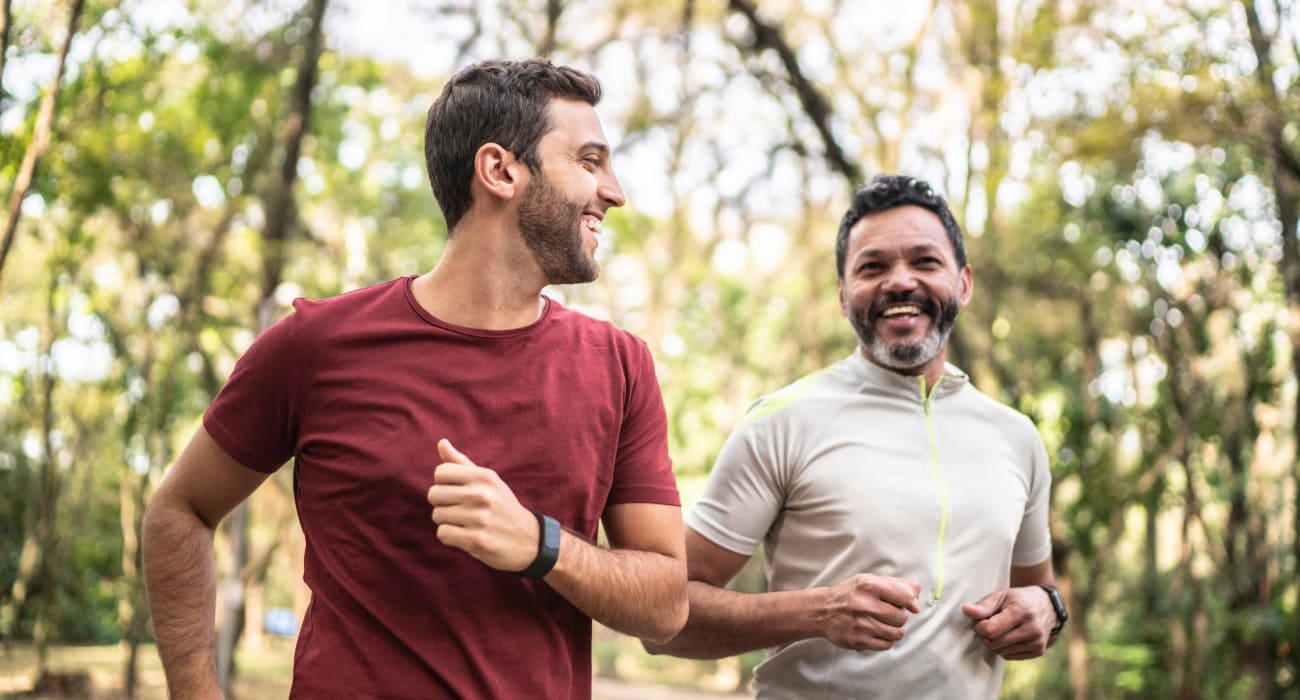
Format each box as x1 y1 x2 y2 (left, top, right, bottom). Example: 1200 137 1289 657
855 242 945 259
578 141 610 155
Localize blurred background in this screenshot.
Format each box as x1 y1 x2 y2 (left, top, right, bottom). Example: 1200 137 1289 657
0 0 1298 697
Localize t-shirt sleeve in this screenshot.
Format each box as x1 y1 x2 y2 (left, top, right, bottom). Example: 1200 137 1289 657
605 338 680 507
685 405 788 557
203 310 303 474
1011 425 1053 567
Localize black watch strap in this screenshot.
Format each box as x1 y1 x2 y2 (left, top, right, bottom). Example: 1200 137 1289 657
517 510 561 578
1039 584 1068 636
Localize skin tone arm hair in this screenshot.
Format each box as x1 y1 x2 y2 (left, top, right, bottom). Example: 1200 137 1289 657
141 427 270 700
647 530 1060 661
428 439 688 643
643 529 922 659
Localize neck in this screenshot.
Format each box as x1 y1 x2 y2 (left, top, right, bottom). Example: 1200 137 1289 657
412 220 549 330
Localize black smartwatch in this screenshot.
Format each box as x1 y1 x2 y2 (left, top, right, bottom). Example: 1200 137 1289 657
517 510 561 578
1038 584 1068 637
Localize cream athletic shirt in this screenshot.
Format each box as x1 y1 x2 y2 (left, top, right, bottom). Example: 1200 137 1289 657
687 351 1053 699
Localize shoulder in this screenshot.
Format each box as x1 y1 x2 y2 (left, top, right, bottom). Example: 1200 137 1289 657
546 299 652 358
734 358 856 434
288 277 409 330
958 383 1044 451
269 278 412 352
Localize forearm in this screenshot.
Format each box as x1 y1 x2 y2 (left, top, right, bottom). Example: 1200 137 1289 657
543 531 687 644
645 581 826 659
141 500 222 699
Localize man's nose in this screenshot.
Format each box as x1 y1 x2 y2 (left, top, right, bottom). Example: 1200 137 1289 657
599 170 626 209
881 264 917 291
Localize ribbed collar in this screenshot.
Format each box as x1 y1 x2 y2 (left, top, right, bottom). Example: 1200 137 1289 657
401 275 556 338
845 349 969 403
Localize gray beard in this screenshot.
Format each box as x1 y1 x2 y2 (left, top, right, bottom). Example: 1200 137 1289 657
849 295 959 372
863 323 949 370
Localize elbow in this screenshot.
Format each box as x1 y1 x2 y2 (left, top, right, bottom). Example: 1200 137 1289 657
140 496 165 548
641 637 670 656
140 487 213 554
140 488 181 540
640 589 689 647
640 600 690 656
640 624 682 650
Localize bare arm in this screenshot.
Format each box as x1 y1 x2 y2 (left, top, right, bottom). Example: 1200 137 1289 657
961 558 1060 660
644 529 921 659
427 439 687 643
543 502 687 643
141 427 269 699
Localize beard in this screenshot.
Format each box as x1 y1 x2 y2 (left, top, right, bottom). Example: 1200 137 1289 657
517 172 598 285
849 289 960 372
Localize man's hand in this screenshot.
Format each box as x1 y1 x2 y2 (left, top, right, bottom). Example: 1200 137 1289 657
961 586 1057 660
818 574 921 651
426 439 539 572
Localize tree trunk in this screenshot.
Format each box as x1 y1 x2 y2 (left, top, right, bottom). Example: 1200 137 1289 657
217 0 328 693
1240 1 1300 678
1055 559 1088 700
954 0 1015 397
1141 477 1164 648
118 464 151 699
1169 507 1190 698
0 0 85 287
537 0 562 56
1 276 62 673
1224 421 1273 696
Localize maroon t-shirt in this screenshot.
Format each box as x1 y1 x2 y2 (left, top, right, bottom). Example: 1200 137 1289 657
204 276 679 699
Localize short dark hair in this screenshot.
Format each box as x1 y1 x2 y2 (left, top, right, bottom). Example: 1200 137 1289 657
424 58 602 232
835 175 967 279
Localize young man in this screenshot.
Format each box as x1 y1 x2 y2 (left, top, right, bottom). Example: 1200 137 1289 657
142 59 688 699
646 175 1066 698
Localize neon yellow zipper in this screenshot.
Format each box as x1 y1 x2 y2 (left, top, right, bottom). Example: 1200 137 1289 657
921 375 949 601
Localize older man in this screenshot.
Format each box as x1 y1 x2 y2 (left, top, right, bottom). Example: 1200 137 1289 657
647 174 1065 699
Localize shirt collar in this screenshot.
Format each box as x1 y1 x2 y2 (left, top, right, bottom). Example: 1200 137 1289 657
845 349 969 402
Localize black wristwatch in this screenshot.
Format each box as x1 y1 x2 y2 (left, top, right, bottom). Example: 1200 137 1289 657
1038 585 1068 637
517 510 561 578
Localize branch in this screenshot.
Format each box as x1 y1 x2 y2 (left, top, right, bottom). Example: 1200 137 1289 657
0 0 12 107
0 0 86 288
538 0 562 56
726 0 862 184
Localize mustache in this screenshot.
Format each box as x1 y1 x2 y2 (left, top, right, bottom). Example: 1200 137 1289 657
867 291 939 321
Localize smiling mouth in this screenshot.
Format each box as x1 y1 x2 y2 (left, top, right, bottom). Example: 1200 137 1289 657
583 214 603 233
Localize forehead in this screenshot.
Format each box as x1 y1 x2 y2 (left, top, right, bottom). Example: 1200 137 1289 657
847 205 954 259
539 97 608 152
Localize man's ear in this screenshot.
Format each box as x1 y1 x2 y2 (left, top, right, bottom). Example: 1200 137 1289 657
473 143 526 201
837 277 848 317
959 265 974 307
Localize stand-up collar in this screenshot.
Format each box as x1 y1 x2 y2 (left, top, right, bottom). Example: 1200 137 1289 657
845 349 969 402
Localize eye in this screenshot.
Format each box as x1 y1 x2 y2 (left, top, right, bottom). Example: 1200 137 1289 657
915 256 941 268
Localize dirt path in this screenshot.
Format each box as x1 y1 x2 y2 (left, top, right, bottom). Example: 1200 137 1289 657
594 677 749 699
1 644 752 699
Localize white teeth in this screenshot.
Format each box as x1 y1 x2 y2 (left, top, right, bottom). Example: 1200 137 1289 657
881 305 921 317
584 217 602 233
